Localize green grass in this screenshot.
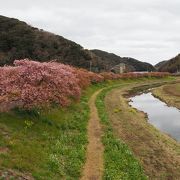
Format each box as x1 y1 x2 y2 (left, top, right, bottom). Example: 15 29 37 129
0 76 175 179
0 84 102 180
0 79 137 180
96 86 148 180
0 81 125 179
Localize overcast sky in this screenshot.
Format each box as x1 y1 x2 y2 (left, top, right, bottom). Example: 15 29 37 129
1 0 180 64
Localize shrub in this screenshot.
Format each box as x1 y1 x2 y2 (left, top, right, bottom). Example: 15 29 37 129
0 59 81 109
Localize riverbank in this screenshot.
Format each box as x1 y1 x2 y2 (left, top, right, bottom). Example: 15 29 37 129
152 80 180 109
102 81 180 179
129 92 180 141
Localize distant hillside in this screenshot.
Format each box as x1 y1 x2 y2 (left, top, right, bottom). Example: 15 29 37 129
155 60 167 70
0 15 155 72
156 54 180 73
0 15 104 69
91 49 155 72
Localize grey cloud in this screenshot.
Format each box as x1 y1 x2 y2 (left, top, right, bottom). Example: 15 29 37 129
1 0 180 65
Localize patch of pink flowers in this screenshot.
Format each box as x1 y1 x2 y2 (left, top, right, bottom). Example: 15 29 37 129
0 59 82 108
0 59 170 110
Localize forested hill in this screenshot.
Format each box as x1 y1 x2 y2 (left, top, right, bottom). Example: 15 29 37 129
155 54 180 73
91 49 155 72
0 15 104 69
155 60 167 70
0 15 155 72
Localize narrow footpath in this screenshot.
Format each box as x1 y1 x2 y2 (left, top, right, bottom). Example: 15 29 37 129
81 90 104 180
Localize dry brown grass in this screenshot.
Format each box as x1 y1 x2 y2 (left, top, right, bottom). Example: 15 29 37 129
152 81 180 109
105 83 180 179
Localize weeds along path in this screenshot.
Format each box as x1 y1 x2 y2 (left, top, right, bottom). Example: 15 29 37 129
81 89 104 180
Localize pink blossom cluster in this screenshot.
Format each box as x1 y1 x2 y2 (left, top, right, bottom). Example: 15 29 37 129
0 59 170 110
0 59 82 108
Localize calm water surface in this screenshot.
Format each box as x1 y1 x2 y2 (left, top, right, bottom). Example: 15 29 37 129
129 92 180 141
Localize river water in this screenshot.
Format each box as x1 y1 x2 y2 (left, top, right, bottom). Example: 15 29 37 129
129 92 180 141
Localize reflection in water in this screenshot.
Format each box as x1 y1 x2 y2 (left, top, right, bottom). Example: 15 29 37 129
129 92 180 141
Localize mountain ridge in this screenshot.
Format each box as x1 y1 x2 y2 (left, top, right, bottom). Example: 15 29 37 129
91 49 155 72
0 15 155 72
155 54 180 73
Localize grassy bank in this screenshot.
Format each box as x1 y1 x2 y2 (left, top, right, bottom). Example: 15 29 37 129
96 85 147 179
0 77 177 179
0 79 131 179
152 80 180 109
103 79 180 179
0 84 103 180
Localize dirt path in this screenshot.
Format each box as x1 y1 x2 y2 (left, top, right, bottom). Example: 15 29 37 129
81 90 104 180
